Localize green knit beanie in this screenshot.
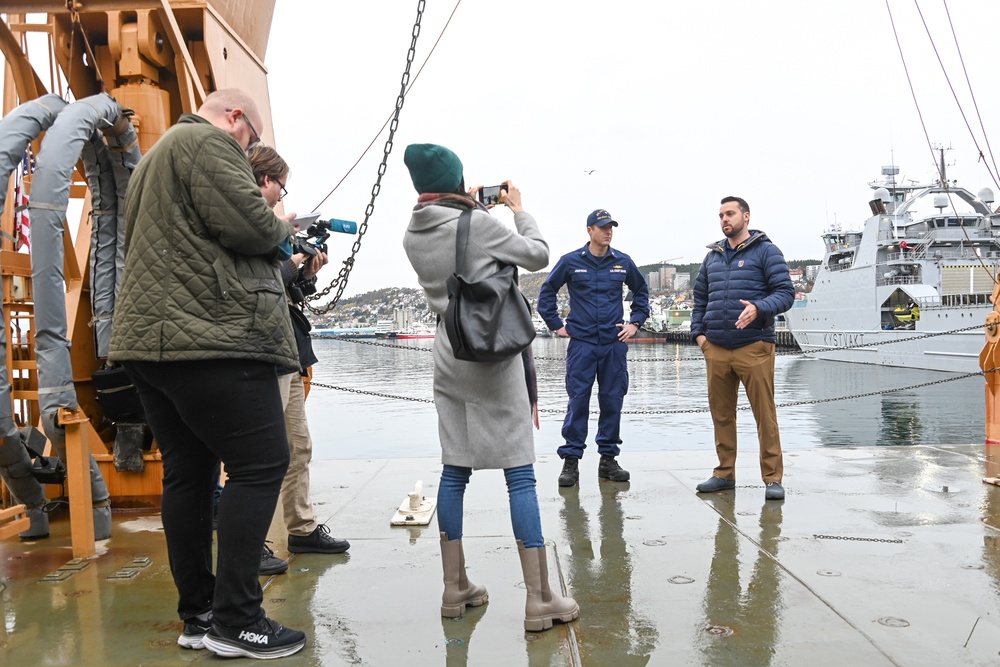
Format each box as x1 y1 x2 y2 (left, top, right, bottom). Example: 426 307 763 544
403 143 463 194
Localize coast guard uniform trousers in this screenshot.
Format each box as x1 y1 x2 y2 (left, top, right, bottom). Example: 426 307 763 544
703 339 783 483
558 338 629 460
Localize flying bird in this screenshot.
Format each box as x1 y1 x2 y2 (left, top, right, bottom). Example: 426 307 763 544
584 169 596 175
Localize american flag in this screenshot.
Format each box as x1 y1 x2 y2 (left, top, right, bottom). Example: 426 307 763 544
14 150 32 252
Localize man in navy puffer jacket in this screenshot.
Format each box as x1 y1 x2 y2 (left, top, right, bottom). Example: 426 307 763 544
690 196 794 501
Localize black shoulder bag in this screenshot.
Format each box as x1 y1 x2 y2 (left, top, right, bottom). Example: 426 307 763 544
444 209 536 362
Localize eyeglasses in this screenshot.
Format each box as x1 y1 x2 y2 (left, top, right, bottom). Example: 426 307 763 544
242 114 261 151
226 107 261 150
275 178 288 202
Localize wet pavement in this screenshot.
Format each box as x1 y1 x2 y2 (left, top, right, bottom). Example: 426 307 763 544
1 445 999 666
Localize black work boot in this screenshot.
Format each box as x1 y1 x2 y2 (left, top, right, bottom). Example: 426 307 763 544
598 456 630 482
558 458 580 487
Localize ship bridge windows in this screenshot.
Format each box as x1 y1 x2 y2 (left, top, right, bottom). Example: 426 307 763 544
925 216 982 228
901 221 930 235
826 250 855 271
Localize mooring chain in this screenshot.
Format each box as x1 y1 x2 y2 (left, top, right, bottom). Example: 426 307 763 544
305 0 427 315
796 323 985 353
813 534 904 544
313 334 435 353
310 381 434 404
314 321 990 364
311 368 988 415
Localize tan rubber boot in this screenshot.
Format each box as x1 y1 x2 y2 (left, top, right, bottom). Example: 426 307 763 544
517 540 580 632
440 532 488 618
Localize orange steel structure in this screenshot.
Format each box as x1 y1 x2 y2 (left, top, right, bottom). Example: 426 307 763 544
0 0 277 555
982 282 1000 484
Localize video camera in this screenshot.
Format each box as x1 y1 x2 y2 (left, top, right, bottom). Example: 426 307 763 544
287 214 358 303
290 214 358 260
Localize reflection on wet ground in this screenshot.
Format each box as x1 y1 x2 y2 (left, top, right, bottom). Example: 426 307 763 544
1 446 999 665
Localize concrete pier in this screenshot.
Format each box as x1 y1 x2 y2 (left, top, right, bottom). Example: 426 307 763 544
1 445 998 665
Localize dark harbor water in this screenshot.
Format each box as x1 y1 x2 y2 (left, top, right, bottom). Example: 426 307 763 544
305 336 987 461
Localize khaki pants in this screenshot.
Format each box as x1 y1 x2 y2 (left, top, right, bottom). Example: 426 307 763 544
278 372 317 537
702 340 783 483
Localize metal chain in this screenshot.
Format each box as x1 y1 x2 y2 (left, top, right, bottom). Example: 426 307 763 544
305 0 426 315
310 381 434 404
314 321 991 364
813 534 904 544
313 334 434 352
308 358 993 416
792 323 985 353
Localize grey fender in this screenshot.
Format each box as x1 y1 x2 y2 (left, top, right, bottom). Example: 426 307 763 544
84 112 140 357
0 432 46 511
29 92 133 413
0 93 68 438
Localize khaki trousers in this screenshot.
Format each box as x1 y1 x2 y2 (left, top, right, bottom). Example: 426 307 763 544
278 372 318 537
702 340 783 483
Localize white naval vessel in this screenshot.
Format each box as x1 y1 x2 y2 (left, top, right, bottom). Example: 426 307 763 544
786 154 1000 373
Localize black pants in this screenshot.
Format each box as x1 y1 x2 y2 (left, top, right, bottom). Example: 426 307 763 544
124 359 289 628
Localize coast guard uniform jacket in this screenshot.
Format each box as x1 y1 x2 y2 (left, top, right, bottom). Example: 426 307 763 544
537 245 650 342
691 229 795 349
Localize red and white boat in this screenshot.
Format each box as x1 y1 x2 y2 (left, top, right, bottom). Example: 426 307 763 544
392 325 436 339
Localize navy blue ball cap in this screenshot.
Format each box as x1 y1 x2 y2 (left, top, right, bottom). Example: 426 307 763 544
587 209 618 227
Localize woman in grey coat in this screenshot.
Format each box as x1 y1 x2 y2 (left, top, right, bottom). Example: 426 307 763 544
402 143 579 632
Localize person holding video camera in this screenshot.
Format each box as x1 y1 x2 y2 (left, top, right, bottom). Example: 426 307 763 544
247 146 351 563
537 209 649 488
402 143 579 632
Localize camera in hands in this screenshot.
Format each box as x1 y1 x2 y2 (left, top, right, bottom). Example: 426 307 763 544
478 184 508 206
286 213 358 303
291 214 358 259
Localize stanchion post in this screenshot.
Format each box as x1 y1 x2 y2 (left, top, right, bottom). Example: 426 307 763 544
59 406 95 558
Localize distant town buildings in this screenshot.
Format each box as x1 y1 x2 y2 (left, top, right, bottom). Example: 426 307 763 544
659 266 676 291
393 307 414 332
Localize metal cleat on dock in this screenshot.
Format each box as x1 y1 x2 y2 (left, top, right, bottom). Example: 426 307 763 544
390 480 436 526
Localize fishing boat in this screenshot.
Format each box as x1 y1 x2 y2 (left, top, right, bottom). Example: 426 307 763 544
393 324 435 339
785 154 999 373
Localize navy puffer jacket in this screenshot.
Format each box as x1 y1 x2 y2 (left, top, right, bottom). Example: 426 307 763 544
690 230 795 349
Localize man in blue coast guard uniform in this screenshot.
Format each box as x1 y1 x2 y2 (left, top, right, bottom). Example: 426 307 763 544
537 209 650 487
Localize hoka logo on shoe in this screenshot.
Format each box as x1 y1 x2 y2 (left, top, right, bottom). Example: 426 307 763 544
238 630 269 645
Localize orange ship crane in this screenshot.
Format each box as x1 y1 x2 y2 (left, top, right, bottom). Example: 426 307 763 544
0 1 278 557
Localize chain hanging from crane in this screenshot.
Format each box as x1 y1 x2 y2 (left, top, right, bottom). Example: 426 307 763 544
306 0 426 315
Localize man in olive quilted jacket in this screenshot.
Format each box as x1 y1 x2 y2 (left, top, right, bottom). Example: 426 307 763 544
109 89 306 660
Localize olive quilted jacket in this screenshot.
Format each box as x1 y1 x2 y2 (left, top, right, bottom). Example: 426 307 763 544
109 114 297 368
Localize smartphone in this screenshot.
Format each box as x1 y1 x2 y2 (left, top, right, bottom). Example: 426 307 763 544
477 184 507 206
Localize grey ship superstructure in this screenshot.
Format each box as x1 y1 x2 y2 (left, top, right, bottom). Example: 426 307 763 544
786 157 1000 372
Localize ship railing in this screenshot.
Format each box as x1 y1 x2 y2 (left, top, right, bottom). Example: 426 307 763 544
885 251 926 262
876 274 920 286
919 293 993 309
925 248 1000 260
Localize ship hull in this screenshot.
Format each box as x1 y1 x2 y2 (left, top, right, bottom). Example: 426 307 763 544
787 316 985 373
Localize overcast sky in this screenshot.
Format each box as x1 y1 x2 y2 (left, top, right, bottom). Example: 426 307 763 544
263 0 1000 301
4 2 998 300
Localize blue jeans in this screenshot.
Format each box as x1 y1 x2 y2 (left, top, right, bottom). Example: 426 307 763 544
437 464 544 548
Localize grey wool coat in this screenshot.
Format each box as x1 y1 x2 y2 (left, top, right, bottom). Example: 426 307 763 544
403 203 549 469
